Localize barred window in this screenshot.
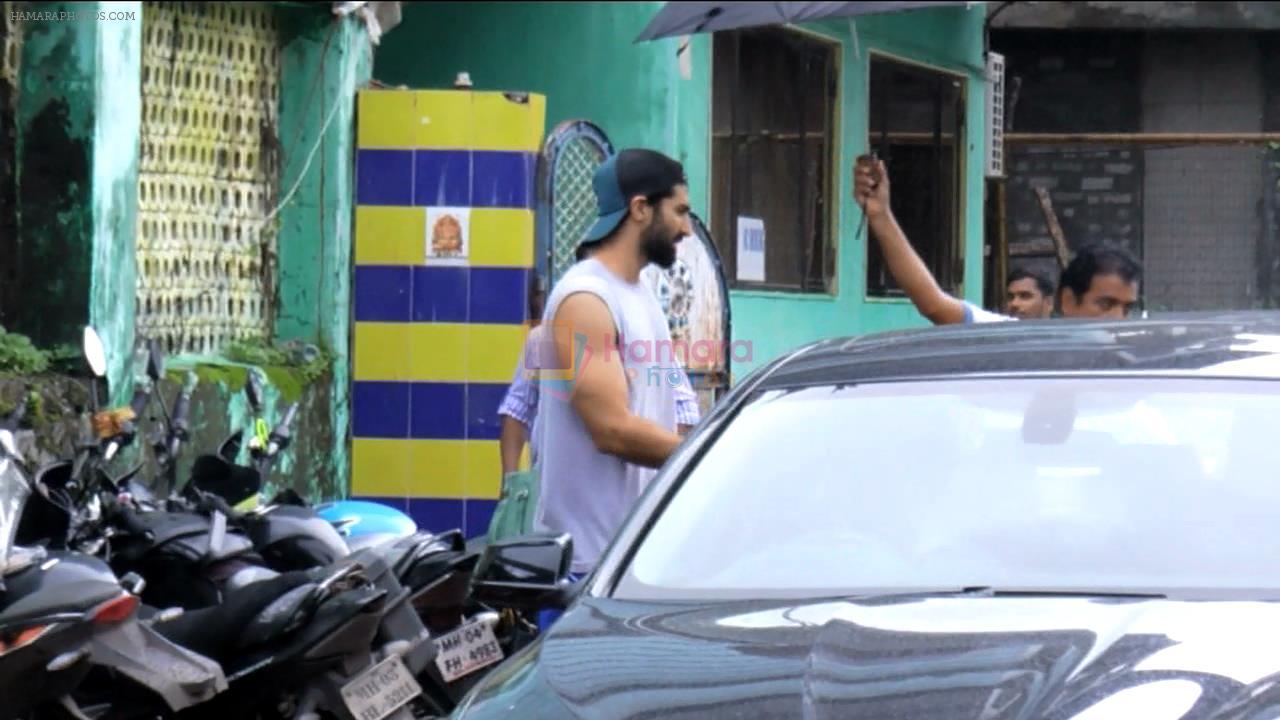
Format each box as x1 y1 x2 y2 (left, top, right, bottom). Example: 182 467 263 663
867 54 966 298
711 26 838 293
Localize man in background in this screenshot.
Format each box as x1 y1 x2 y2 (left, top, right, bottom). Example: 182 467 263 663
1005 266 1055 320
854 154 1142 324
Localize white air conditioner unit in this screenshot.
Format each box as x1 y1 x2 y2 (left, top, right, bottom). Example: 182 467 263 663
984 51 1005 179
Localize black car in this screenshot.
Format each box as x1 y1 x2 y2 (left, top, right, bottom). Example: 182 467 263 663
459 312 1280 719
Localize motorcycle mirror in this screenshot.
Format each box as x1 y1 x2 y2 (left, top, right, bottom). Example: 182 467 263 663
146 338 166 382
471 533 578 612
83 326 108 378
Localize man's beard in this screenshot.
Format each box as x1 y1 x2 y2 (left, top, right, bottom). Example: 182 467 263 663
641 218 678 269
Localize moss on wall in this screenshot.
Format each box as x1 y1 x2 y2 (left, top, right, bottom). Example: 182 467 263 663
0 363 341 502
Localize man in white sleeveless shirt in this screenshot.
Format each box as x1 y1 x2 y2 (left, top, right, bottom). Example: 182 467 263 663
531 149 691 587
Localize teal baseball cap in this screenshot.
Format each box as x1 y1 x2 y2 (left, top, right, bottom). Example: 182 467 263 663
580 149 687 248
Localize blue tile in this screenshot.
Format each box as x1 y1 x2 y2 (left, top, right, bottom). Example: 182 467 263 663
469 267 528 325
464 499 498 539
408 498 465 535
466 383 510 441
471 151 535 209
357 149 414 206
409 382 466 440
413 150 471 207
354 266 412 322
411 267 469 323
352 382 410 438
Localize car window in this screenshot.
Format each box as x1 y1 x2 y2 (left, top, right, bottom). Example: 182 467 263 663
614 377 1280 600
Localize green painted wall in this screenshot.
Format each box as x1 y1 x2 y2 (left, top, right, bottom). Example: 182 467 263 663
731 7 990 376
5 4 368 501
277 10 374 497
373 1 712 214
375 2 989 380
10 2 140 402
89 1 141 405
13 2 98 351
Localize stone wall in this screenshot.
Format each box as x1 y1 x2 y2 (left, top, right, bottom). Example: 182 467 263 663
0 364 341 503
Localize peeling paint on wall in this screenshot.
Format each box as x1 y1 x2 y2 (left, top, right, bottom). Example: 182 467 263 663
15 10 95 347
90 1 140 406
277 9 373 499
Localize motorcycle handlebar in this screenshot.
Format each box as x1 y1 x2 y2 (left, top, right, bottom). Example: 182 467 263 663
129 387 150 416
172 385 192 435
270 403 298 444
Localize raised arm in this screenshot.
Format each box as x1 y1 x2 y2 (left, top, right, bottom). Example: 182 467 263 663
854 156 967 325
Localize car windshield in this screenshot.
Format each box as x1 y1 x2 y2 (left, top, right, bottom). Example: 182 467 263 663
616 377 1280 601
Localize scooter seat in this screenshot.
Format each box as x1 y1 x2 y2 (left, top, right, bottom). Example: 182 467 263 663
153 571 312 665
239 582 324 649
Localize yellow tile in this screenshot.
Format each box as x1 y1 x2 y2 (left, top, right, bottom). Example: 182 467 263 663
415 90 472 149
464 441 502 500
352 438 412 496
473 91 546 152
407 324 468 382
355 206 425 265
354 323 413 381
356 324 527 383
408 440 467 498
357 90 417 149
468 209 534 267
468 324 528 383
356 324 478 382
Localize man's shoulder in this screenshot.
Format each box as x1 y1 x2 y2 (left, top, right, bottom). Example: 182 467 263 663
547 265 621 326
962 301 1017 324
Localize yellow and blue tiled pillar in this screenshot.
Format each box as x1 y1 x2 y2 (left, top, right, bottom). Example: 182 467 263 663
351 88 545 537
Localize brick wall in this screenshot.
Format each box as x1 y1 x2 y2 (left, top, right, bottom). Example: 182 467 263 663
995 30 1144 290
1006 145 1144 269
993 29 1275 310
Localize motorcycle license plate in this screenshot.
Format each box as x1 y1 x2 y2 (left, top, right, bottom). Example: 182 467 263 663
433 617 505 683
340 654 422 720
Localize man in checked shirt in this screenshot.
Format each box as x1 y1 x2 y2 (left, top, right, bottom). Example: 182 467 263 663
497 253 702 478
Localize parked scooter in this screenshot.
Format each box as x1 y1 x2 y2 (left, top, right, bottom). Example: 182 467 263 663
15 327 429 720
0 393 149 719
182 364 533 711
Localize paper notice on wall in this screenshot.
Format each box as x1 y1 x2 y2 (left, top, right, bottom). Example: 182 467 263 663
425 207 469 265
736 216 765 283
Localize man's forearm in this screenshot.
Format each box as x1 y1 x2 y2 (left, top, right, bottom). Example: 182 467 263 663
868 212 965 325
498 416 527 474
595 414 682 469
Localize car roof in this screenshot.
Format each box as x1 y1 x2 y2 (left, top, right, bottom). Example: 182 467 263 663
757 311 1280 389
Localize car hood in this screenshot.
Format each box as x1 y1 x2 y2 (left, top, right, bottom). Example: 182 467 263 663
458 594 1280 719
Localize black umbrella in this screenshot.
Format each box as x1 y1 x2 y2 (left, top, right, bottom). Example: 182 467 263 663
635 1 978 42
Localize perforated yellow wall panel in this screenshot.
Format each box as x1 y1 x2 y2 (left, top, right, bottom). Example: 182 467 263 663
136 2 280 355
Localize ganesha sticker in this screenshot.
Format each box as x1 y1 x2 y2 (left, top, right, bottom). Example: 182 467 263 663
425 207 470 264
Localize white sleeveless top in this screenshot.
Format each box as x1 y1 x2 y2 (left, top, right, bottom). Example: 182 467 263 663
532 258 678 573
